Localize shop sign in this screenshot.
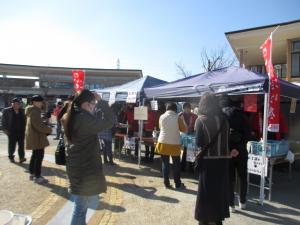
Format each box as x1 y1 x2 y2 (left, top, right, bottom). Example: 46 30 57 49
248 154 268 177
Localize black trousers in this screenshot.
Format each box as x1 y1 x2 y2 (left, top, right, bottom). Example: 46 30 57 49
199 221 222 225
229 156 248 205
8 135 25 160
181 147 194 172
29 149 45 178
144 131 154 160
56 121 62 138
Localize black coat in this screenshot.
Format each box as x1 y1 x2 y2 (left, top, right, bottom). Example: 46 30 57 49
194 114 230 223
2 107 26 136
64 100 113 196
223 107 251 159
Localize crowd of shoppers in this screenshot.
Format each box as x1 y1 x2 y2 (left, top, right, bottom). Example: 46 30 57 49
2 90 258 225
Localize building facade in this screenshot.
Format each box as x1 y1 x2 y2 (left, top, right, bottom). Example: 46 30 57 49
225 19 300 82
0 63 142 107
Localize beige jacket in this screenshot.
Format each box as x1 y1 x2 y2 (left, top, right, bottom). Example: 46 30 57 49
25 105 52 150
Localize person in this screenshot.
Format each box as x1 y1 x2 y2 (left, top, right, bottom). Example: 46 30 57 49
2 98 26 163
57 95 75 123
179 102 198 171
62 89 113 225
194 92 230 225
113 103 127 153
25 95 52 184
155 102 186 189
53 101 63 140
143 102 157 163
220 96 250 212
125 103 139 156
98 103 118 166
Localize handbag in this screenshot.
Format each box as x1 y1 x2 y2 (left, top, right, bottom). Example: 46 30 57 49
55 138 66 165
194 118 225 171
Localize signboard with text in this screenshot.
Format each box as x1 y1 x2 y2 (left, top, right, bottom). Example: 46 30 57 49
248 154 268 177
126 91 137 103
134 106 148 120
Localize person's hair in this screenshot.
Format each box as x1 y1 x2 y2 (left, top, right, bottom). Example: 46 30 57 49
183 102 191 109
64 89 95 143
198 92 221 116
166 102 177 112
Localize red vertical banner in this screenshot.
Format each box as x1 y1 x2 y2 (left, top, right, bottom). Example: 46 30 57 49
72 70 85 93
244 94 257 112
260 35 280 132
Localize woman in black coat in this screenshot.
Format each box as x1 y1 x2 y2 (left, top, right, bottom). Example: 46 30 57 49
62 90 113 225
194 92 231 225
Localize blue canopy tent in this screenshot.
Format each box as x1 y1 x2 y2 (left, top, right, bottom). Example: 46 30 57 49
93 75 167 103
145 66 300 205
144 67 300 100
93 75 167 167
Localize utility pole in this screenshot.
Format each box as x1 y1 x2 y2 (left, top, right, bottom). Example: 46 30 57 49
116 58 120 69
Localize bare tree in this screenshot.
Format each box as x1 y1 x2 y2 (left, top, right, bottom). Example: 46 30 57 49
175 46 236 78
175 62 192 78
200 46 236 72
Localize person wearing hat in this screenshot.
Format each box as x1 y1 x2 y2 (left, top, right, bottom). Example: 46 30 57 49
25 95 52 184
2 98 26 163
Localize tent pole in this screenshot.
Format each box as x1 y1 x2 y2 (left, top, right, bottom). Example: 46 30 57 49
260 92 269 205
137 96 145 168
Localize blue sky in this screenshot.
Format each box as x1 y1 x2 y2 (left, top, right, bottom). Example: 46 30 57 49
0 0 299 81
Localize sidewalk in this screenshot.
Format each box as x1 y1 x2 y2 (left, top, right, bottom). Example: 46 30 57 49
0 133 300 225
0 156 69 225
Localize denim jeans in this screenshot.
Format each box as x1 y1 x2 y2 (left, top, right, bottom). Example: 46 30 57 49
56 121 62 139
101 139 113 162
71 194 99 225
161 155 181 187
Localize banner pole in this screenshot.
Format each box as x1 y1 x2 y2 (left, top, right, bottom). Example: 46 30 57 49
260 92 269 205
259 26 280 205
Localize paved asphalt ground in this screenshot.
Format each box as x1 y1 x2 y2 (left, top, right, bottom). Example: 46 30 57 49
0 131 300 225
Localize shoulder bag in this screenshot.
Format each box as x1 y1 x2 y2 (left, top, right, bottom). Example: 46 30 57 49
55 137 66 165
194 117 225 171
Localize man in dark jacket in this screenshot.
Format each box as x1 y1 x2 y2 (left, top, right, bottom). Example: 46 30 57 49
220 96 250 212
2 98 26 163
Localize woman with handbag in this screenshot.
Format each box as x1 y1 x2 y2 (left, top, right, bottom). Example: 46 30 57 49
194 92 231 225
62 89 113 225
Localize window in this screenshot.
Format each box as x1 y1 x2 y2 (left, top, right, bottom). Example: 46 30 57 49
291 40 300 77
52 82 73 89
274 64 287 79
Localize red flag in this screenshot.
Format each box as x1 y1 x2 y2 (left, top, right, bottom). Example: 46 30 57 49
260 35 280 132
72 70 85 93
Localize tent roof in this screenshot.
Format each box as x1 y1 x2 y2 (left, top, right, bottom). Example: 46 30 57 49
144 67 300 100
93 75 167 101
